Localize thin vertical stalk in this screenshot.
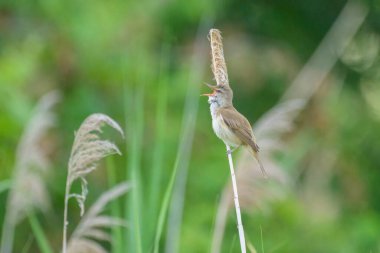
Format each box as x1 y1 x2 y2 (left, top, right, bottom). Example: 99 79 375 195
148 45 169 230
62 180 70 253
211 2 369 252
152 157 179 253
226 145 246 253
209 28 246 253
107 157 123 253
125 82 144 253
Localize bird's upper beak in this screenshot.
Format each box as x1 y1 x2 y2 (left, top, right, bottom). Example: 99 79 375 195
201 83 217 96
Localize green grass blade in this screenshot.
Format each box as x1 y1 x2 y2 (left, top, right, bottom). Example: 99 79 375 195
28 212 53 253
260 225 265 253
125 83 144 253
152 157 180 253
147 45 169 234
107 157 124 253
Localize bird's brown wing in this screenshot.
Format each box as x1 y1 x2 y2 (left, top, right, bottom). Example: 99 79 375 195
219 107 260 152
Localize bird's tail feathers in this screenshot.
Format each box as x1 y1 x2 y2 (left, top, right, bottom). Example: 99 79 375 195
250 148 268 179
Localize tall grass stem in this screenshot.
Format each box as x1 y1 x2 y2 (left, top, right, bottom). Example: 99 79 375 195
226 145 246 253
148 46 169 234
62 179 70 253
209 28 246 253
125 83 144 253
107 157 124 253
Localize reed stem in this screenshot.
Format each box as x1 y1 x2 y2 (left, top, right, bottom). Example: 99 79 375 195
209 28 246 253
226 145 246 253
62 180 70 253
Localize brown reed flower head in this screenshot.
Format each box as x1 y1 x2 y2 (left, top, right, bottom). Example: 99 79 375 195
66 113 124 216
9 90 61 224
209 29 230 88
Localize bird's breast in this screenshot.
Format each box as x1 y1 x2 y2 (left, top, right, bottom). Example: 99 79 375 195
212 113 241 147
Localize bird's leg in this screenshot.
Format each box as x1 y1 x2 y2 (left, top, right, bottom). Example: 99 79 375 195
226 146 240 155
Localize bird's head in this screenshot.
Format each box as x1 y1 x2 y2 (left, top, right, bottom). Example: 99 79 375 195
202 83 233 107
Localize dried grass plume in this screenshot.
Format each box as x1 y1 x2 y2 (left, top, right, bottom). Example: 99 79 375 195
209 29 230 88
62 113 124 253
0 90 60 253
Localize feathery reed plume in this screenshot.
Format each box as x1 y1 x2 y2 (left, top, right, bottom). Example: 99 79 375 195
209 28 247 253
67 239 107 253
62 113 124 253
0 91 60 253
210 29 229 88
211 2 368 252
67 182 131 253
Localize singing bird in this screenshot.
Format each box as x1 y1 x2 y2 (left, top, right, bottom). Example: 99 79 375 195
203 83 267 177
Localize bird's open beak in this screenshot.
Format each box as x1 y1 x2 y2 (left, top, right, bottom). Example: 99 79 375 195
201 83 217 96
201 91 215 97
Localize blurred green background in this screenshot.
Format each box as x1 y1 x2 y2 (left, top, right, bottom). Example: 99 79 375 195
1 0 380 252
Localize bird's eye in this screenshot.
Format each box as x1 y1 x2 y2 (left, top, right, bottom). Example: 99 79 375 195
216 89 221 93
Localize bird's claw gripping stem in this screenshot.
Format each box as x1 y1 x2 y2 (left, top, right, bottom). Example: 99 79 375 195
226 146 238 155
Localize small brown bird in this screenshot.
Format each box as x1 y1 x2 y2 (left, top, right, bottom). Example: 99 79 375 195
202 83 267 177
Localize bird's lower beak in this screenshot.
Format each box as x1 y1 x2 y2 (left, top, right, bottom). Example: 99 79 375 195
201 83 217 96
201 90 217 97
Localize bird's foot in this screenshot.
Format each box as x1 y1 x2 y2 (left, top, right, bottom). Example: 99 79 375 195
226 146 239 155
